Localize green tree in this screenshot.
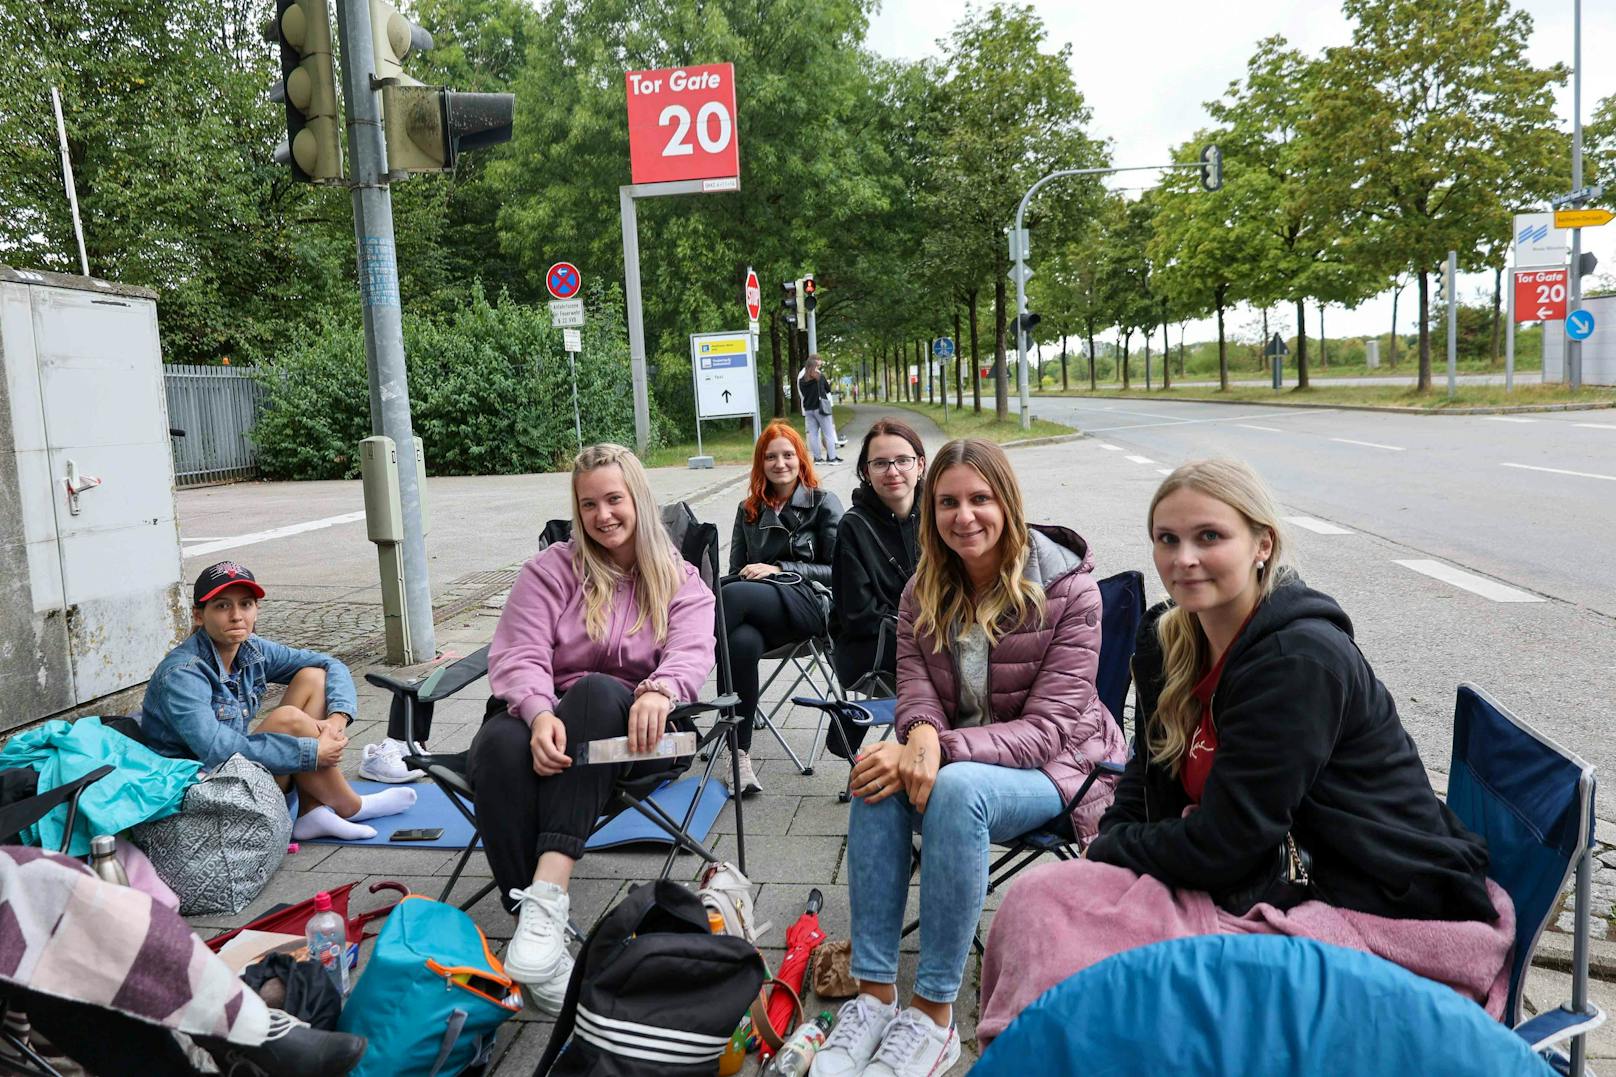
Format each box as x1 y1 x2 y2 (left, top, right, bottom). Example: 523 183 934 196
1306 0 1566 390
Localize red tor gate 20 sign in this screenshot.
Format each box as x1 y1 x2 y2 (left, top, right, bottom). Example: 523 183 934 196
1513 267 1567 323
625 63 739 185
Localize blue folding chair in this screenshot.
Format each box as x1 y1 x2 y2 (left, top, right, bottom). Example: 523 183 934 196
1448 683 1604 1075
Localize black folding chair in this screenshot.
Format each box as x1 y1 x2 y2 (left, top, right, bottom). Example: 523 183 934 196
365 502 746 918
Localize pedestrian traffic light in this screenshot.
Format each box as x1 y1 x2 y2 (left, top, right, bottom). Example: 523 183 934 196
802 274 817 313
1199 143 1223 193
780 280 799 329
370 0 515 177
264 0 343 183
1016 311 1042 350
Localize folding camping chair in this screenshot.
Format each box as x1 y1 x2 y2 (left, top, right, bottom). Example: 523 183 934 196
750 632 842 776
1447 683 1605 1076
364 502 748 919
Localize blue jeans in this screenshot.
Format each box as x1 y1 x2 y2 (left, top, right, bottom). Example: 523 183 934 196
847 761 1063 1003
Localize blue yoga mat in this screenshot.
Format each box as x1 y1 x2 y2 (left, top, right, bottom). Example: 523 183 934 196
300 776 730 851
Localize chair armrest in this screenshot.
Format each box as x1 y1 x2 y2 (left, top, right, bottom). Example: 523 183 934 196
365 645 491 703
671 694 739 723
1515 1004 1606 1052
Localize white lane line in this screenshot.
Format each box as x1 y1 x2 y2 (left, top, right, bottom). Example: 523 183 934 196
1125 455 1156 465
1481 416 1536 423
1393 560 1543 603
1236 424 1283 432
1083 410 1341 434
1156 468 1174 476
182 511 367 558
1501 462 1616 483
1096 443 1124 451
1330 437 1405 452
1283 516 1354 535
1574 423 1616 430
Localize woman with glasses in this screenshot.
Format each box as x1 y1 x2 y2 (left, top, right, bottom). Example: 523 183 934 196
828 419 926 753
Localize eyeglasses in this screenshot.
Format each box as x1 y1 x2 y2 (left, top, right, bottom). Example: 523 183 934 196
868 456 918 474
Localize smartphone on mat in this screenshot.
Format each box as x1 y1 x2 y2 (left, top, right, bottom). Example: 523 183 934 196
389 827 444 842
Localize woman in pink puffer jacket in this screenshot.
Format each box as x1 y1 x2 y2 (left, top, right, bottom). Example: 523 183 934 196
811 439 1126 1077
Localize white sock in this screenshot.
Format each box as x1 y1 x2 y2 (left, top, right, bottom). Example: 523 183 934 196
350 787 417 822
292 805 377 841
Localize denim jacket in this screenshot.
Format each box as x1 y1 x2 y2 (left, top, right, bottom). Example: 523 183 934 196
139 630 358 774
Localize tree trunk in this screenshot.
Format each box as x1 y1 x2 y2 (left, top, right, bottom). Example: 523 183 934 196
1489 266 1503 367
969 290 982 414
993 274 1009 421
1417 271 1432 391
1161 313 1172 390
1121 330 1132 390
1389 280 1401 367
1085 317 1098 391
1060 334 1069 391
954 306 964 407
1294 299 1310 390
1144 333 1152 391
1216 284 1229 391
769 311 785 417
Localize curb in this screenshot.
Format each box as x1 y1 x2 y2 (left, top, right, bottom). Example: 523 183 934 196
1040 393 1616 417
1002 432 1088 449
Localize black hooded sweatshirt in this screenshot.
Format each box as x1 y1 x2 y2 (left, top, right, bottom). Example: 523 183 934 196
1088 574 1495 923
831 483 921 670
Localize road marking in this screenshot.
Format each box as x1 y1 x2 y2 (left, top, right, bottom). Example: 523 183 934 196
1283 516 1354 535
1126 454 1156 465
182 511 367 558
1573 423 1616 430
1083 410 1340 434
1235 424 1283 432
1156 468 1174 476
1330 437 1405 452
1096 442 1123 451
1501 462 1616 483
1480 416 1536 423
1393 560 1542 603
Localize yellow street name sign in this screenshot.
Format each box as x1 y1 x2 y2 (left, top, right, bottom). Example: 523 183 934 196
1553 208 1615 229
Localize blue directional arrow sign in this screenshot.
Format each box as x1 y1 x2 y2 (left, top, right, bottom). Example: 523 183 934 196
1566 309 1596 341
931 337 956 360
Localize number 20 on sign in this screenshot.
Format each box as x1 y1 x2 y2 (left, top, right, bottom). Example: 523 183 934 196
625 63 739 185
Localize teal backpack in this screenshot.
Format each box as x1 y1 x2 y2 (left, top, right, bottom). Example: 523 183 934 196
338 894 522 1076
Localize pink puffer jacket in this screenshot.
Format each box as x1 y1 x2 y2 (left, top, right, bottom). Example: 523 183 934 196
896 525 1127 840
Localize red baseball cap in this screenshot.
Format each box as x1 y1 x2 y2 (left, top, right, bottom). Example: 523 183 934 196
193 561 266 605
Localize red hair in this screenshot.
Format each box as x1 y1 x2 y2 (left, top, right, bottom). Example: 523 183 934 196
744 420 819 522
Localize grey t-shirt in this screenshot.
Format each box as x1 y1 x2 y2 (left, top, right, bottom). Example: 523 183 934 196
952 623 991 729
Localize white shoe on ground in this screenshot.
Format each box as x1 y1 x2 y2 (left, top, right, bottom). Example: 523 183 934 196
863 1007 960 1077
730 749 763 796
502 883 574 1016
358 738 424 783
811 993 900 1076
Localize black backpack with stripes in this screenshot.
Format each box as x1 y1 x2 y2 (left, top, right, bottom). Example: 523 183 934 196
535 879 766 1076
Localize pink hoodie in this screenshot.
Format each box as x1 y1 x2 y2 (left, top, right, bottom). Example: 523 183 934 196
488 540 717 725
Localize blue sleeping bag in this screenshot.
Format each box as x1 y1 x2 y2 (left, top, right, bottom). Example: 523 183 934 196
974 934 1550 1076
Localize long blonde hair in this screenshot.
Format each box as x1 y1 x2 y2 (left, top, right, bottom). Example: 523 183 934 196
1146 459 1287 774
570 444 683 644
912 439 1045 650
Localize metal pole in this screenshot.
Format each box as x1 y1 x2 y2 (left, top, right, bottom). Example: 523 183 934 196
336 0 434 663
1568 0 1584 391
1504 268 1516 392
1573 839 1592 1076
807 307 818 355
568 350 583 450
1447 250 1458 400
49 88 89 277
618 186 652 453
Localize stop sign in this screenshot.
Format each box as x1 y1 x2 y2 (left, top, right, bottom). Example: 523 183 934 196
625 63 740 185
744 267 761 321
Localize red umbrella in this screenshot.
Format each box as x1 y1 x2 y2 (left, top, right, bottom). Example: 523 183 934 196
760 888 827 1060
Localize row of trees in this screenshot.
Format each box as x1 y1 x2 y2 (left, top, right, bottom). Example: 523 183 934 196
2 0 1614 455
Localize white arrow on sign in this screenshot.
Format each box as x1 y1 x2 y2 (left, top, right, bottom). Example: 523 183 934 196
1538 307 1554 319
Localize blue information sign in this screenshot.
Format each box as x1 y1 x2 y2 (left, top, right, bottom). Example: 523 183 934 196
1566 310 1595 341
931 337 956 360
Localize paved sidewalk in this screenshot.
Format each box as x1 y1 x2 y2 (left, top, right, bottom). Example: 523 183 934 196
176 406 1615 1071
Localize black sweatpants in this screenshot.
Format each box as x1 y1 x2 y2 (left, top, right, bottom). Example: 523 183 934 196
468 674 676 912
721 580 816 751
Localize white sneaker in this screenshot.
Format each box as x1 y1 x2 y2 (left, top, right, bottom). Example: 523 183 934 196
811 994 899 1076
864 1008 960 1077
502 883 574 1016
729 749 763 797
358 738 424 783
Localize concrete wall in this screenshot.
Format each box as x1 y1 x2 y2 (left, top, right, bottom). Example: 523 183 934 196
1541 293 1616 384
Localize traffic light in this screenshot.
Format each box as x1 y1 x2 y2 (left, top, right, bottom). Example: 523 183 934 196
264 0 343 183
802 274 817 313
1016 311 1042 350
1199 143 1223 193
1434 262 1448 303
370 0 515 177
780 280 799 329
1577 252 1600 279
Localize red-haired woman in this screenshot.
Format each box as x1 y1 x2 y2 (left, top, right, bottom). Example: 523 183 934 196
723 420 844 794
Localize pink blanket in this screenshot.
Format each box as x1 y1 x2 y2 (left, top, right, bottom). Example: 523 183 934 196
979 860 1515 1047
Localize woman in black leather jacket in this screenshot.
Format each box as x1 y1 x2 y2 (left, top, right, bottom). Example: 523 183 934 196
723 419 844 794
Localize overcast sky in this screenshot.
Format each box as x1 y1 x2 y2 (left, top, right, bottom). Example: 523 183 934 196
866 0 1616 345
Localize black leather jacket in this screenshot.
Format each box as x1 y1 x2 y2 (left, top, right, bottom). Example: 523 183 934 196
728 483 843 586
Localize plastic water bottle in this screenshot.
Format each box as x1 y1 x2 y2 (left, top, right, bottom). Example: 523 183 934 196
89 835 128 886
763 1011 834 1076
305 891 349 995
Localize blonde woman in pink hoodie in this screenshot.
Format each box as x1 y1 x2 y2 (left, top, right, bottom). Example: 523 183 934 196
470 443 716 1015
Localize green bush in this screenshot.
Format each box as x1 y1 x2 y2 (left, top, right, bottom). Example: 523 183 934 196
251 283 664 479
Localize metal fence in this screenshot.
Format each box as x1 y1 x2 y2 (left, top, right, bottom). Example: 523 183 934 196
164 364 267 485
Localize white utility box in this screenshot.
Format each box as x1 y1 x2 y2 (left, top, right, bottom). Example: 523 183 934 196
0 266 187 730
